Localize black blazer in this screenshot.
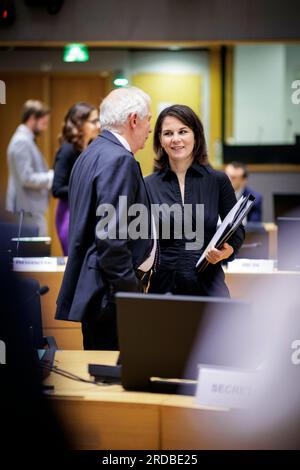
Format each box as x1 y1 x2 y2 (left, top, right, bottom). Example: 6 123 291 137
55 130 153 322
52 142 81 200
145 163 245 297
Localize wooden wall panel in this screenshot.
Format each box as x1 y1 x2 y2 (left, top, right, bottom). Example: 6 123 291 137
0 73 45 208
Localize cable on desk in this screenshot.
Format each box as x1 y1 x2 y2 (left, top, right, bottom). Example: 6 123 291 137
41 363 111 387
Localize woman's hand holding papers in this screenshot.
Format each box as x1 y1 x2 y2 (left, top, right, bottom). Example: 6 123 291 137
206 242 234 264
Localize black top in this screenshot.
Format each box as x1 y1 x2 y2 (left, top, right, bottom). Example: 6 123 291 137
52 142 81 200
145 162 245 297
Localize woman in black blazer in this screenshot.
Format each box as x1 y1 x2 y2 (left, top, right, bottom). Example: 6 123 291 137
145 104 244 297
52 102 100 255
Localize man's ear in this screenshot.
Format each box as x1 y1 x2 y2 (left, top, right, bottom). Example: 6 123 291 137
128 113 138 129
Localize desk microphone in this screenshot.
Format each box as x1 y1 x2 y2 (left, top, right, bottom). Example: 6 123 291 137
25 285 50 303
16 209 25 257
39 285 50 296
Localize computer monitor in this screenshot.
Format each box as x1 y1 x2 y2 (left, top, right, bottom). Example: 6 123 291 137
277 217 300 271
10 237 51 257
273 193 300 221
116 293 254 393
237 222 269 259
0 222 39 255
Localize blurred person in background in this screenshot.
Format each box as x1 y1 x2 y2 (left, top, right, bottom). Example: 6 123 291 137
6 100 53 236
52 102 100 255
225 161 263 222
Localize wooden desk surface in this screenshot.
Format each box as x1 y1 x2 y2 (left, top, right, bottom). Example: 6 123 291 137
46 350 229 450
46 350 169 404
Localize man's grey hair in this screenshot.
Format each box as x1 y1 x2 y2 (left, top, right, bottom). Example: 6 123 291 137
100 86 151 131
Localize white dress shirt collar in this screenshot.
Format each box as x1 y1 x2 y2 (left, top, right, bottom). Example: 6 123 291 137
110 130 132 153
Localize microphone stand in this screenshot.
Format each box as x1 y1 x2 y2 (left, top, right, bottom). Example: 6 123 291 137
16 209 25 258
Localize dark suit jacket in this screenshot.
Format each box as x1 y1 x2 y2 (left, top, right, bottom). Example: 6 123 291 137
55 130 153 322
243 186 263 222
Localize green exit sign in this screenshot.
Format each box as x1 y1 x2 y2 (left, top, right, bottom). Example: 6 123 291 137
64 44 89 62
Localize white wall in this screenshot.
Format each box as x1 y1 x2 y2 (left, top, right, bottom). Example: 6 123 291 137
285 45 300 143
233 45 286 144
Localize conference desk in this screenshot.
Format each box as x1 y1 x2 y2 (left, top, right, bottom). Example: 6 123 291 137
45 350 231 450
19 261 300 349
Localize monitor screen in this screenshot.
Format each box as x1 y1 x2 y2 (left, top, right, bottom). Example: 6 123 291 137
116 293 256 393
277 217 300 271
273 193 300 221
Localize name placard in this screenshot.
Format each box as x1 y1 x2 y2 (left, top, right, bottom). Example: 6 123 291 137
195 365 257 409
226 258 275 273
13 257 66 272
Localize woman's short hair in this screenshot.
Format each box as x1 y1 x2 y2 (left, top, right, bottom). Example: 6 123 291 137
59 102 96 151
153 104 208 170
100 86 150 131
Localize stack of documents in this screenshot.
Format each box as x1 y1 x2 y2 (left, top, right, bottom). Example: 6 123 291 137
196 194 256 272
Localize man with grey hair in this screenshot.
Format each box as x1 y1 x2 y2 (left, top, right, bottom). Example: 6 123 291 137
55 87 154 350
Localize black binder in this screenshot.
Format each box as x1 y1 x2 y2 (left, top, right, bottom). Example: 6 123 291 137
196 193 256 272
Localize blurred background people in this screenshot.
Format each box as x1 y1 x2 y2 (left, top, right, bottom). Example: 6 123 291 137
145 104 244 297
52 102 100 255
225 161 263 222
6 100 53 236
